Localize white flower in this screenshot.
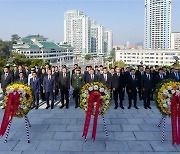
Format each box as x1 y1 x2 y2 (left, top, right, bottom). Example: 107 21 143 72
163 90 168 95
82 93 87 98
106 94 110 99
105 100 109 104
163 104 168 108
167 94 171 98
84 90 89 94
167 86 172 90
171 90 175 94
94 85 98 90
83 99 86 103
88 87 93 91
99 88 104 93
104 90 108 94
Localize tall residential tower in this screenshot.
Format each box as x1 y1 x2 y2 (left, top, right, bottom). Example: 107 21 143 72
144 0 171 49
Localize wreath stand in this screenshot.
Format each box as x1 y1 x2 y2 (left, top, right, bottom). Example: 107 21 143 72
4 115 31 143
157 115 167 142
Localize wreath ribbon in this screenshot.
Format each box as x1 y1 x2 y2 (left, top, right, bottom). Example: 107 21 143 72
0 93 20 136
82 91 101 141
171 93 180 145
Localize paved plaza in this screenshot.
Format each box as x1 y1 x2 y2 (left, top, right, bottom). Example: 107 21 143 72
0 97 180 154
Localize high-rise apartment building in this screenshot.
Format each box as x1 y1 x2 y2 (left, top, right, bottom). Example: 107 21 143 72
91 24 104 55
104 30 113 56
71 15 91 55
144 0 171 49
64 10 113 56
64 10 84 45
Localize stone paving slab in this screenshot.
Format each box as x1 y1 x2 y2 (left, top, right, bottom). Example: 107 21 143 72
0 99 180 153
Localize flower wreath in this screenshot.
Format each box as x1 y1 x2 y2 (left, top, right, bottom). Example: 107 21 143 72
154 79 180 116
2 82 34 118
80 82 111 115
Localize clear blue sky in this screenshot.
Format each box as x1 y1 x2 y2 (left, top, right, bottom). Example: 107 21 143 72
0 0 180 45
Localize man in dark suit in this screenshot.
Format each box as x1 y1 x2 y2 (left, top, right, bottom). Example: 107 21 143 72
162 66 170 79
18 72 28 84
141 67 154 109
99 67 112 89
127 69 139 109
30 72 40 109
13 65 19 82
52 66 59 100
43 70 56 109
84 66 91 83
112 67 125 109
59 67 70 109
86 69 98 83
135 65 144 100
40 68 46 101
24 65 30 78
155 68 166 87
1 66 13 93
170 67 180 82
35 64 41 77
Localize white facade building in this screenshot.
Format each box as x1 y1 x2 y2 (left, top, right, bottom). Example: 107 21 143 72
171 32 180 50
104 30 113 55
64 10 84 45
144 0 171 49
64 9 113 56
116 49 179 66
71 15 91 55
13 35 74 63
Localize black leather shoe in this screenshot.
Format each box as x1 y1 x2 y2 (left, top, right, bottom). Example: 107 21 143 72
75 106 78 109
147 106 151 109
45 106 50 109
128 106 131 109
120 106 124 109
114 106 118 109
60 105 64 109
35 106 39 109
144 106 147 109
66 106 69 109
51 106 54 109
134 106 139 109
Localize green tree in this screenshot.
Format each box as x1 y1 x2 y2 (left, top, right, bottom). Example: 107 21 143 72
84 54 92 60
11 34 19 44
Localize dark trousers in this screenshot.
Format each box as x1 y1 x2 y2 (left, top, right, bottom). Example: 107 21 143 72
113 89 124 107
143 89 151 107
61 90 69 107
55 85 59 100
40 86 46 101
45 92 54 107
128 89 137 107
138 86 143 100
74 89 80 107
34 92 39 107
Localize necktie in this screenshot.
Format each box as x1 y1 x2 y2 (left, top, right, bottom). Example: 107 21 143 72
63 73 66 78
5 74 7 80
176 73 179 80
133 75 135 80
147 74 150 80
92 75 94 80
105 74 107 82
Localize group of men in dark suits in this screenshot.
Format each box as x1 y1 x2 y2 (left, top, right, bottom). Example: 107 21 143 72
1 63 180 110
